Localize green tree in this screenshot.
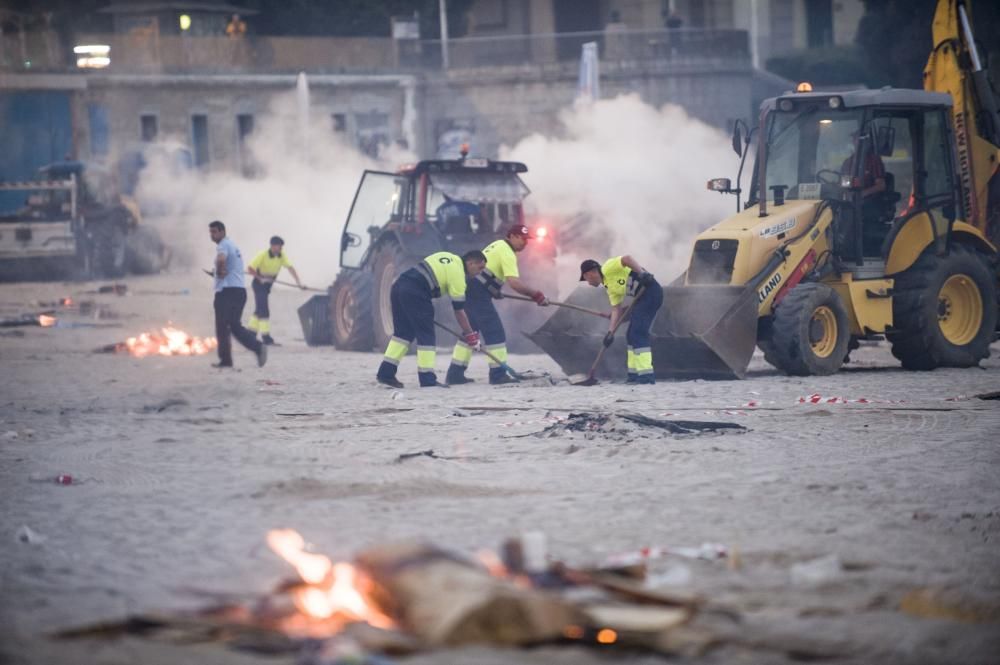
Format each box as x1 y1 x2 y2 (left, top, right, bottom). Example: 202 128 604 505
856 0 1000 88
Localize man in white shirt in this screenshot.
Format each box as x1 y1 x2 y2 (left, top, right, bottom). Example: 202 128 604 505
209 220 267 368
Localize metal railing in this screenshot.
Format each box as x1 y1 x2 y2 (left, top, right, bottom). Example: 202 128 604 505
1 28 749 75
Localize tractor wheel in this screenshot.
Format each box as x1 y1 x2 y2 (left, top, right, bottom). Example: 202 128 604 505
765 282 850 376
888 245 996 370
330 270 375 350
371 242 417 351
92 222 127 278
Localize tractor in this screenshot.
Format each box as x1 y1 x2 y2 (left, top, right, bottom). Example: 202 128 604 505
318 153 557 351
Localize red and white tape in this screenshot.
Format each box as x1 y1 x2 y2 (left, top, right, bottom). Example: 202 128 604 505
796 393 908 405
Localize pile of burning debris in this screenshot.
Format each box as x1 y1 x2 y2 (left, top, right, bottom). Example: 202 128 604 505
95 326 217 357
59 529 734 660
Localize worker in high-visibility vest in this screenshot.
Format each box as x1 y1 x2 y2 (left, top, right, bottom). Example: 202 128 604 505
246 235 303 345
377 250 487 388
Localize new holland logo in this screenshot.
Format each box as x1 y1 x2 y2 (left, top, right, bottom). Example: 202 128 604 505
758 271 782 303
711 240 721 250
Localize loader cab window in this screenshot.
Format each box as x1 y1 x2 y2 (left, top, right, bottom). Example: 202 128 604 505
761 105 864 202
917 109 958 247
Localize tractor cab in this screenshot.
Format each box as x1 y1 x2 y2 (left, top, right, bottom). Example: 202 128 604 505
328 155 545 352
339 157 530 271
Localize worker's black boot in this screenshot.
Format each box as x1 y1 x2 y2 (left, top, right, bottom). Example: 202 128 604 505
636 374 655 385
489 367 516 385
419 372 449 388
625 373 638 384
262 334 279 346
376 362 404 389
446 364 473 385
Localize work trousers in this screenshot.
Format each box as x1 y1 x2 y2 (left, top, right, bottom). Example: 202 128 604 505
377 273 438 386
625 279 663 382
214 287 262 366
449 278 508 383
248 278 273 335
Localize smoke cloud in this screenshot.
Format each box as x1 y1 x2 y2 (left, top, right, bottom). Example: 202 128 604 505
138 92 737 299
501 94 737 294
136 90 410 287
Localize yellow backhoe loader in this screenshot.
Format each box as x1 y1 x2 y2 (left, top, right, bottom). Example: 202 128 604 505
531 0 999 379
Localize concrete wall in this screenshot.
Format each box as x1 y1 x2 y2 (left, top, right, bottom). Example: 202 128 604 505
422 57 752 158
75 75 414 171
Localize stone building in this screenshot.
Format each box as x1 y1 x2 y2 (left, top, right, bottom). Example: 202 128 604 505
0 0 871 182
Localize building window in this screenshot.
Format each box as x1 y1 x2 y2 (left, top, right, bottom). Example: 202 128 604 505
140 114 158 142
805 0 834 48
191 114 209 167
332 113 347 133
89 105 109 156
236 113 255 177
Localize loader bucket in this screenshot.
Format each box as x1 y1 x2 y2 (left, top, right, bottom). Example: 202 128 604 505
650 285 758 380
525 286 628 379
527 284 758 381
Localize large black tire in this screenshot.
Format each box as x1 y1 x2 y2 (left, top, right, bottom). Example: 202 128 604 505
888 245 996 370
92 222 127 278
330 270 375 350
371 243 417 352
298 294 332 346
764 282 850 376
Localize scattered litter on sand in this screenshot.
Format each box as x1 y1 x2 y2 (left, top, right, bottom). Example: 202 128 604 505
395 449 489 463
529 412 746 440
790 554 843 588
15 525 46 545
141 398 190 413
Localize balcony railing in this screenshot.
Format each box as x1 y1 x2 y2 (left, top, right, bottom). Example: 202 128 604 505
1 28 749 75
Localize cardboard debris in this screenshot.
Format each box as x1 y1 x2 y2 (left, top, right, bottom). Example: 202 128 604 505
58 535 719 659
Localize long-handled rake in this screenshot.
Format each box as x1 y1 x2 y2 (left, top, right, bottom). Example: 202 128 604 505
433 321 523 381
573 288 645 386
200 269 326 293
502 293 610 319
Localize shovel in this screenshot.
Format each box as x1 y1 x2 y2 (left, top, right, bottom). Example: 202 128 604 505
574 288 644 386
433 321 523 381
502 293 610 319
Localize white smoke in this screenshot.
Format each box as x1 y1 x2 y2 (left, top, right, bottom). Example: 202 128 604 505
501 94 737 294
135 90 411 287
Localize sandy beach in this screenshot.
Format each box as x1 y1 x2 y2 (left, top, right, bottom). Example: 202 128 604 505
1 271 999 665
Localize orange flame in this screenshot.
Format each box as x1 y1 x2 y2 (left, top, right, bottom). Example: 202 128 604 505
596 628 618 644
38 314 57 327
123 326 217 357
267 529 394 629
